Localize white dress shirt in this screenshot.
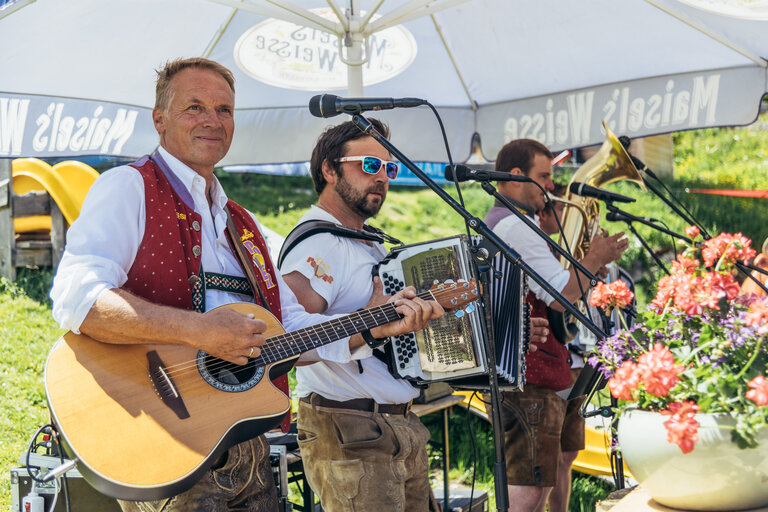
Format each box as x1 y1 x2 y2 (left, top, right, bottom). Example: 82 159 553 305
50 146 340 343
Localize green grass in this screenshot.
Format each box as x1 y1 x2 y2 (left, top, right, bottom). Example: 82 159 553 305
0 279 64 511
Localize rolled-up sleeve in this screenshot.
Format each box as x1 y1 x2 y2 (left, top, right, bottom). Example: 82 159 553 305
50 167 145 332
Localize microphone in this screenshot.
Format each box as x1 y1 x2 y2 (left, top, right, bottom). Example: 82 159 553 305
569 182 635 203
444 164 532 183
308 94 427 118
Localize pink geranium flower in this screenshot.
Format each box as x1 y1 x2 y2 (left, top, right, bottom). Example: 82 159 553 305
608 361 640 401
590 280 635 311
746 376 768 406
637 343 685 397
662 401 700 454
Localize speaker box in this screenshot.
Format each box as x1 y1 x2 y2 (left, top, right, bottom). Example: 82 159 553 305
10 463 121 512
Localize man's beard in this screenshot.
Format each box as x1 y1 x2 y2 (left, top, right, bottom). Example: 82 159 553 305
335 172 385 218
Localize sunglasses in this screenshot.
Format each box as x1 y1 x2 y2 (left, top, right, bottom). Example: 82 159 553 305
335 156 399 179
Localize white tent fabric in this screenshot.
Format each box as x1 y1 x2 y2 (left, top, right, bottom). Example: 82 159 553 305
1 0 766 167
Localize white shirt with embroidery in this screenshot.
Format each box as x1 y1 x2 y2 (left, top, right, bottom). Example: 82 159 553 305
50 146 340 343
280 206 419 403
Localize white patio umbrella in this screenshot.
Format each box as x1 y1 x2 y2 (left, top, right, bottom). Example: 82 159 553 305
1 0 766 168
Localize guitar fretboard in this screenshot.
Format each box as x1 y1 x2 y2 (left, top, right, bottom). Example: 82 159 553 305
253 290 436 365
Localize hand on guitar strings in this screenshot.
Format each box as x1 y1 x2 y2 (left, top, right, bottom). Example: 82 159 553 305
527 316 550 352
200 307 267 365
368 285 445 340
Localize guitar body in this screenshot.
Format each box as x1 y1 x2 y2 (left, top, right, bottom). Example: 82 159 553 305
44 302 296 500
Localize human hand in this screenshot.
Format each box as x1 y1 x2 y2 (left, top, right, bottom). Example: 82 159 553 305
199 306 268 365
369 286 445 338
588 231 629 266
527 316 549 353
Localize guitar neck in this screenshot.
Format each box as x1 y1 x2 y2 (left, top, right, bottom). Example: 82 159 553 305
254 289 436 364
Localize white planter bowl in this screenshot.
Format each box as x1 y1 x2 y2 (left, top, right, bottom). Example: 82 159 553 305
618 408 768 511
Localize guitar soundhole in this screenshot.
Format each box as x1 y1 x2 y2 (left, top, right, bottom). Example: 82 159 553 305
196 351 266 392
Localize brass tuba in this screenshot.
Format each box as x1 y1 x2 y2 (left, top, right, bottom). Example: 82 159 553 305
556 121 646 267
547 122 645 344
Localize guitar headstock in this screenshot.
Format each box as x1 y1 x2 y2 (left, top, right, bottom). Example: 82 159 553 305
429 278 479 313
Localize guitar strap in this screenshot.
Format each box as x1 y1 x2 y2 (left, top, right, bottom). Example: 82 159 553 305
277 220 402 270
224 207 272 313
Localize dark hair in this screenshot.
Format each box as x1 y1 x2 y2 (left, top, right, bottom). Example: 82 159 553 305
494 139 553 175
155 58 235 110
309 118 390 194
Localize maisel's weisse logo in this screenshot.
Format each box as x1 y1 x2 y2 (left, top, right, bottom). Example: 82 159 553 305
502 75 722 148
234 8 417 90
0 96 138 157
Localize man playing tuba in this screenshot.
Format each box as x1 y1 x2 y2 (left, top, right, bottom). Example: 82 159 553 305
485 139 628 512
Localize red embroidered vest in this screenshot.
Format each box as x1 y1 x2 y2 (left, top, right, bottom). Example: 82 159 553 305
524 292 571 391
124 155 290 430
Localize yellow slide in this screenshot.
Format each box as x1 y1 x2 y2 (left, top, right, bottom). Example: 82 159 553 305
453 391 630 478
12 158 99 233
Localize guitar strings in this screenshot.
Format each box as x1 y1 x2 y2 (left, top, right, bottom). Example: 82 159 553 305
157 284 472 381
157 288 436 379
160 283 473 380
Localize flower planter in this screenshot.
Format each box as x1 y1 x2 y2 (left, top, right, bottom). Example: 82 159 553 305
618 408 768 511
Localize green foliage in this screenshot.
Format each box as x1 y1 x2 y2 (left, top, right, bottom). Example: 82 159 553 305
569 472 615 512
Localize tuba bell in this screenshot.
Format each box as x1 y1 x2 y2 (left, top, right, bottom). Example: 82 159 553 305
557 121 646 267
547 121 645 344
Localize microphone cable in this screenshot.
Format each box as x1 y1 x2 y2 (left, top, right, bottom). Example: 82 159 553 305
25 423 71 512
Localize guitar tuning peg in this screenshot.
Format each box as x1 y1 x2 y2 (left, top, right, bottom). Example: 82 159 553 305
450 298 458 306
465 304 476 314
454 309 465 318
444 279 455 285
432 279 439 285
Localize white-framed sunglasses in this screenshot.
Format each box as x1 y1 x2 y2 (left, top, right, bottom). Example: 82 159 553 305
335 155 399 179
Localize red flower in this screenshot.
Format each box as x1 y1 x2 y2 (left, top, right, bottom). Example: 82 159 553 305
662 401 700 454
637 343 685 397
745 298 768 333
701 233 756 268
590 280 635 311
746 376 768 406
608 361 640 401
670 255 699 275
685 225 701 240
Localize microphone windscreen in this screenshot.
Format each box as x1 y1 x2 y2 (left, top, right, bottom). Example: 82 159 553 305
308 95 323 118
321 94 340 117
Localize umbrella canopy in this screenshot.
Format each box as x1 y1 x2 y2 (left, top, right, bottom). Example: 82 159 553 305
1 0 767 167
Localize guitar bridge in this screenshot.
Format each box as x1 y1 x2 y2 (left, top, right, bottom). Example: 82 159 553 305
147 351 190 419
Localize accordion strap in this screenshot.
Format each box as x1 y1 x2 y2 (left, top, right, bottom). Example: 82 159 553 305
277 219 402 269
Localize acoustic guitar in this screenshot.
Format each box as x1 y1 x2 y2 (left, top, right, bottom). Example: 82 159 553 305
44 280 477 500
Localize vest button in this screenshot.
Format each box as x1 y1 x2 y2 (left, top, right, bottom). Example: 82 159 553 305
188 275 200 285
192 245 202 257
192 220 201 232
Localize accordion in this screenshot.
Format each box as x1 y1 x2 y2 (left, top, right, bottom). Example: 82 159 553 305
374 235 529 389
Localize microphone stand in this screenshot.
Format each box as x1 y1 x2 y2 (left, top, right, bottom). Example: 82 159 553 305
634 161 768 295
604 206 681 276
350 113 607 512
